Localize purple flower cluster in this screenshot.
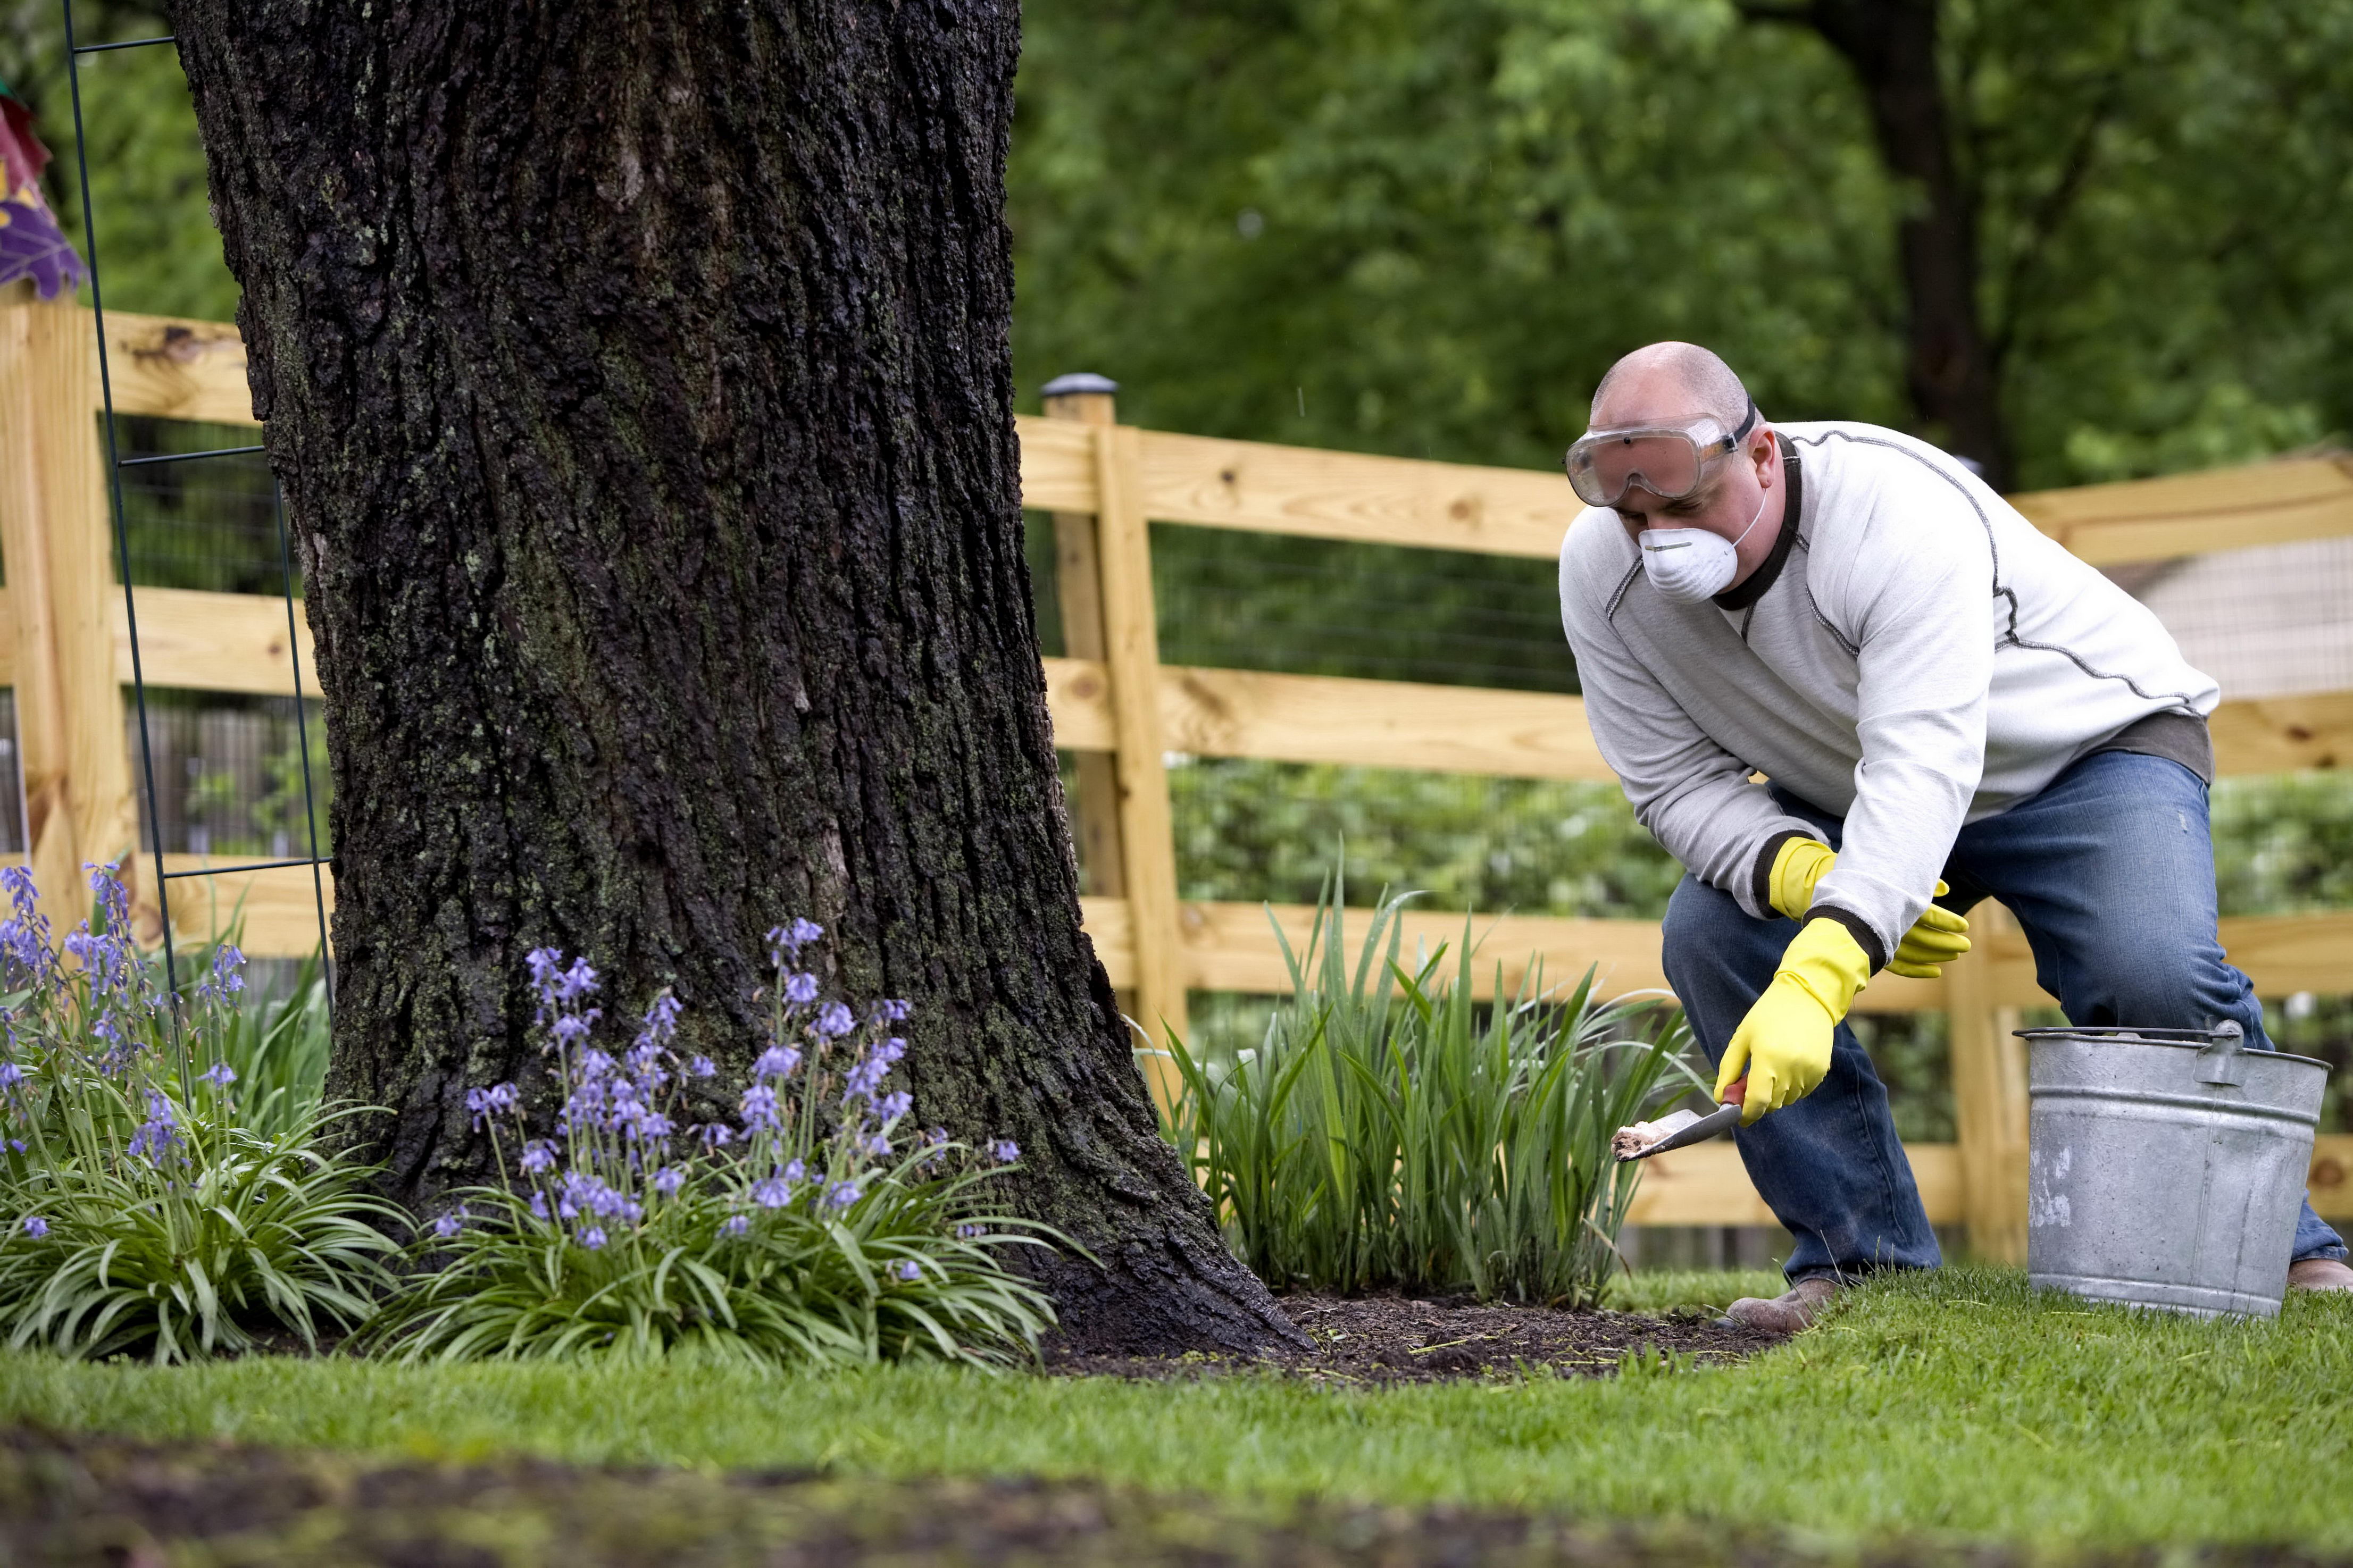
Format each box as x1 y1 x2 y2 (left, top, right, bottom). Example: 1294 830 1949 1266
0 866 256 1209
195 943 246 1008
455 921 1026 1274
127 1091 181 1164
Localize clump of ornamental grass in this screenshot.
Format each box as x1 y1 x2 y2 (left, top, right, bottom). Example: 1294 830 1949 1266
0 866 401 1363
1160 877 1704 1307
366 922 1067 1369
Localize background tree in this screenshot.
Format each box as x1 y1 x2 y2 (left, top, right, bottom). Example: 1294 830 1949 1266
165 0 1299 1354
1008 0 2353 489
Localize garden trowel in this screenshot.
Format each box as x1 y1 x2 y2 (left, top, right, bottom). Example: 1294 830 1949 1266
1613 1077 1746 1163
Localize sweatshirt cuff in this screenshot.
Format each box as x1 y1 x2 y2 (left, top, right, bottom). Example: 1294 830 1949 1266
1806 903 1888 975
1750 830 1816 921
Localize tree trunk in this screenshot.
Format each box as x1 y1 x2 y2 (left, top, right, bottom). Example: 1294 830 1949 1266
1787 0 2014 490
168 0 1300 1355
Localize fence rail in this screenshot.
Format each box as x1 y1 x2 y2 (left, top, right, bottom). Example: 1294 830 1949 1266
3 290 2349 1250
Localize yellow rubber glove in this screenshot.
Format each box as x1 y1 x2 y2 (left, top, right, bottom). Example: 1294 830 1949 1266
1765 837 1972 979
1888 902 1970 980
1715 916 1872 1124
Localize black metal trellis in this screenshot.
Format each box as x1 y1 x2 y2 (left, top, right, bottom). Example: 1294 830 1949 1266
56 2 334 1012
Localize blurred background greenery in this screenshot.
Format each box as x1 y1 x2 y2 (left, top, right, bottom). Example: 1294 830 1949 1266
4 0 2350 1210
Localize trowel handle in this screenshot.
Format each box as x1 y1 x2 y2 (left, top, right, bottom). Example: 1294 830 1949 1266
1720 1075 1747 1108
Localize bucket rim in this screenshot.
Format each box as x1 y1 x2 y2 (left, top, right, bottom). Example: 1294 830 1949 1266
2014 1025 2331 1071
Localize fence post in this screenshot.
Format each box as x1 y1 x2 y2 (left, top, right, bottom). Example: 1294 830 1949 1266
1947 906 2028 1262
0 286 138 937
1040 375 1129 910
1045 376 1187 1097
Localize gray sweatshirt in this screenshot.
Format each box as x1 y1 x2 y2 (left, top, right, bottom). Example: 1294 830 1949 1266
1557 420 2218 967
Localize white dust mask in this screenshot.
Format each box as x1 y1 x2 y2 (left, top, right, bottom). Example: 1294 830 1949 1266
1637 482 1771 606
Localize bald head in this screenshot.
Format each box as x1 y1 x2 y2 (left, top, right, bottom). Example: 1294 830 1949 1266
1589 342 1753 432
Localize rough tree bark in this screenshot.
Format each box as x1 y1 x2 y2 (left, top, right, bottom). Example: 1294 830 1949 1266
1747 0 2013 489
168 0 1300 1354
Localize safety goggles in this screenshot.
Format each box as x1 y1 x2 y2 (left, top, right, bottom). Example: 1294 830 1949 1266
1563 397 1758 508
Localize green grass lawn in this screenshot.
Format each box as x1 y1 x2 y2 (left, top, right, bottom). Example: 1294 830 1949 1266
1 1265 2344 1550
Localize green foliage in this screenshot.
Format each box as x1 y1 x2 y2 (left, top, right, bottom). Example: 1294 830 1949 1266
1171 759 1681 918
1160 878 1702 1305
205 946 332 1142
0 870 395 1363
1014 0 2353 490
0 1102 396 1363
2212 773 2353 917
4 1269 2352 1546
370 1160 1060 1371
369 940 1065 1370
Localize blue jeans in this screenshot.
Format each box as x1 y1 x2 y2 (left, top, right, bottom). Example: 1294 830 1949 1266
1662 749 2348 1283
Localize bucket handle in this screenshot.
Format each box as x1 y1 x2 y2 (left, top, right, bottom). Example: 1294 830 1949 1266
2195 1020 2246 1087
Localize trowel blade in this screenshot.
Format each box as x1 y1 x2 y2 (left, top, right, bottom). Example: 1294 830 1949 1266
1616 1099 1744 1162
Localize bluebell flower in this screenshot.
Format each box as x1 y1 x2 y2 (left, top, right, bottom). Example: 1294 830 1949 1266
520 1140 557 1175
530 1192 550 1220
783 971 819 1005
698 1123 735 1148
433 1206 467 1239
990 1139 1020 1164
824 1180 860 1210
127 1093 181 1163
739 1084 781 1131
754 1044 801 1080
465 1083 518 1128
579 1226 607 1250
722 1214 749 1236
688 1056 716 1079
22 1215 47 1239
197 943 246 1005
874 999 912 1023
956 1225 984 1238
0 1062 24 1088
768 919 824 963
752 1177 794 1209
815 1002 856 1039
782 1158 806 1183
893 1260 920 1282
652 1167 685 1196
864 1133 891 1158
0 917 45 980
199 1061 237 1088
874 1090 912 1125
636 990 682 1045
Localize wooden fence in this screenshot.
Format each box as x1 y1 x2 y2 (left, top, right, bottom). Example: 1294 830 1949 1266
2 283 2348 1255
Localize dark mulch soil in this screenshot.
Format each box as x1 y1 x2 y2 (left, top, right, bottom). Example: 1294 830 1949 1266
2 1426 2341 1568
1047 1290 1776 1383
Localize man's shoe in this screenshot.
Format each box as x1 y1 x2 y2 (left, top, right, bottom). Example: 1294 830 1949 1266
1724 1275 1839 1334
2288 1257 2353 1293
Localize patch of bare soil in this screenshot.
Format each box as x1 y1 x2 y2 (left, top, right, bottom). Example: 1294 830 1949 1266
1046 1290 1775 1383
1 1426 2341 1568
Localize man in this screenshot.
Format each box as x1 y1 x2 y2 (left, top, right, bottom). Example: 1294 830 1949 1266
1556 341 2351 1330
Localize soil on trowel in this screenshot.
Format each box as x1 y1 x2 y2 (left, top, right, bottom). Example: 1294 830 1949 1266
1045 1290 1776 1384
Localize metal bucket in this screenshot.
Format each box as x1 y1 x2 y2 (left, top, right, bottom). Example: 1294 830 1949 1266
2021 1022 2326 1320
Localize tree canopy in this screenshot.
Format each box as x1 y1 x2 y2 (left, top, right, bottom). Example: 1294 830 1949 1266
1009 0 2353 490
